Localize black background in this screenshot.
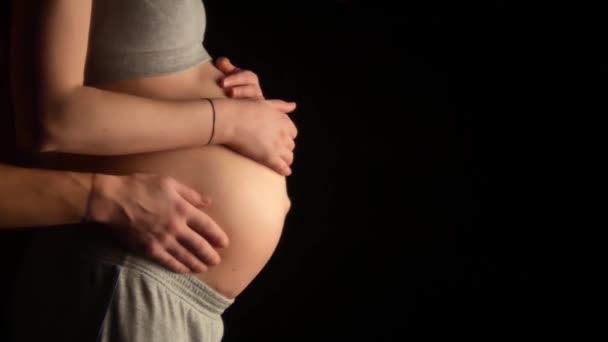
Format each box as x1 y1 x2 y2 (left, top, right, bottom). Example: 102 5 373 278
1 0 543 340
203 0 537 340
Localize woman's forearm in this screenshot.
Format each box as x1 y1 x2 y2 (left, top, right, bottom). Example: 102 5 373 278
40 86 220 155
0 163 92 228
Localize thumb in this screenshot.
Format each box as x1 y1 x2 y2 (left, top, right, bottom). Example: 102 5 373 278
266 99 297 113
215 57 239 75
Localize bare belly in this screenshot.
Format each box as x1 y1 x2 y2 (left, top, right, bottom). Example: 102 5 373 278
48 61 290 298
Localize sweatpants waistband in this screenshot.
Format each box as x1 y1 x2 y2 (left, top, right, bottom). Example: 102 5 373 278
32 224 234 315
94 249 234 315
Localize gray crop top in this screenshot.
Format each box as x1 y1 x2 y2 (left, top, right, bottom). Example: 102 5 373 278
84 0 211 84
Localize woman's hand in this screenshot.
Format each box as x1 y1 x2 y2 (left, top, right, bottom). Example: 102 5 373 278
214 57 298 176
90 173 229 273
213 98 298 176
216 57 265 99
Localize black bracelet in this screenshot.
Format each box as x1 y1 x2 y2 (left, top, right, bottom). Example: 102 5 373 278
206 98 216 145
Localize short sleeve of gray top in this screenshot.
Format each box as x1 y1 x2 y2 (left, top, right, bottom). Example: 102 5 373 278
84 0 211 84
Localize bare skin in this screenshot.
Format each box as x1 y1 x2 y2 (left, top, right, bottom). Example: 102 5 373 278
0 163 226 274
49 61 292 299
10 0 298 299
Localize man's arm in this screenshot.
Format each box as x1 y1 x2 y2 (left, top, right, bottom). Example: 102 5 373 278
0 163 229 273
0 163 91 227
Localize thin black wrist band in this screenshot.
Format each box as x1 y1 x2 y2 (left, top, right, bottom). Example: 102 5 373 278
206 98 216 145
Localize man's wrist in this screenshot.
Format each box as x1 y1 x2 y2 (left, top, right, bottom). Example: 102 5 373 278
87 173 123 225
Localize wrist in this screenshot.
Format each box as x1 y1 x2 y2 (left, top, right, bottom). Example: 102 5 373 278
87 173 124 225
209 98 236 145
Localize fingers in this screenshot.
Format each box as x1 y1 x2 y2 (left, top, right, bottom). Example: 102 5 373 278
266 99 297 113
165 238 209 273
145 243 192 273
221 69 258 88
177 229 221 267
227 85 264 99
187 211 230 248
215 57 240 75
221 68 266 99
174 180 210 207
288 121 298 139
136 206 227 274
286 138 295 151
269 157 292 176
281 150 294 166
168 207 226 272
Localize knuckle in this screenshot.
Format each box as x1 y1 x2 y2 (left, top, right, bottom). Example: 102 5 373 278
159 176 175 190
264 151 276 164
280 128 289 138
157 232 173 245
143 242 161 257
270 158 282 170
173 200 189 216
274 138 283 150
166 220 182 235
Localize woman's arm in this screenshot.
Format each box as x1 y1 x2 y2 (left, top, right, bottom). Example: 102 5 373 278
0 162 229 273
10 0 297 174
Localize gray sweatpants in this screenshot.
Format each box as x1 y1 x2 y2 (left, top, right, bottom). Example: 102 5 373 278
11 225 234 342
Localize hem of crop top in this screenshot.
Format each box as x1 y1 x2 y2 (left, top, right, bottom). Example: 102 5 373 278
84 44 212 85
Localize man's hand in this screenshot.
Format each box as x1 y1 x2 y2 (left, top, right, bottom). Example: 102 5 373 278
89 173 229 274
216 57 265 99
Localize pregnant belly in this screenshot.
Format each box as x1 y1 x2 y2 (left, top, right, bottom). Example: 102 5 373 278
80 145 289 299
51 61 290 298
